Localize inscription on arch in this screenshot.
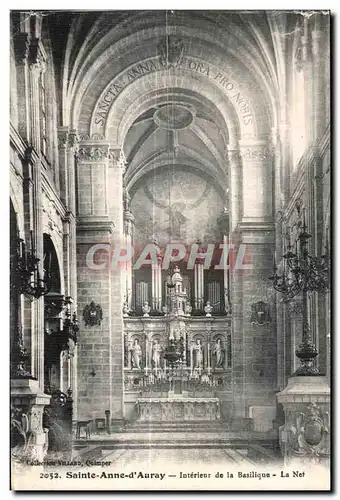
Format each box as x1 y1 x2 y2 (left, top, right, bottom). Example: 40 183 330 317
92 56 255 133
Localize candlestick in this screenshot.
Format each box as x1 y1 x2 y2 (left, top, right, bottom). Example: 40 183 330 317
303 208 307 231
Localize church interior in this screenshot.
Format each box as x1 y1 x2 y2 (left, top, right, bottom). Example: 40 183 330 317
10 10 330 469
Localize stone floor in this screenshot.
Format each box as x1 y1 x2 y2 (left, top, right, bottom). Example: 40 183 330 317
101 447 250 467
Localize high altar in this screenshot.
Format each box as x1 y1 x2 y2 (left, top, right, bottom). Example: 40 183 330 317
123 266 231 421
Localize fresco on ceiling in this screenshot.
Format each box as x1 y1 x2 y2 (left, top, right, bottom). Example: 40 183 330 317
130 168 224 247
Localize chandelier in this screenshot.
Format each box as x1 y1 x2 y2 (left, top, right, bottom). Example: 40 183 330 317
11 230 51 299
269 210 330 375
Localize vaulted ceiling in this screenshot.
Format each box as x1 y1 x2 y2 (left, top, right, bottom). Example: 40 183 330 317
41 10 303 195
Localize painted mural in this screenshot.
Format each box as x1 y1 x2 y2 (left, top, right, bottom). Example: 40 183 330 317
131 168 224 247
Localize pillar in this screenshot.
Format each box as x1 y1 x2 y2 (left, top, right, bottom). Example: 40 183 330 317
232 140 276 420
227 146 242 231
57 128 79 415
123 187 134 309
76 139 116 420
108 148 125 421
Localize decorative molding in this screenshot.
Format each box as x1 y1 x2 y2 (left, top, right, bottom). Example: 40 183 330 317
57 131 69 149
109 149 127 169
83 301 103 327
77 147 110 162
239 146 271 161
250 301 271 325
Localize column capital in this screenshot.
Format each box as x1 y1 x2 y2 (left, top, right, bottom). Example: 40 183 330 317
77 140 111 162
226 145 241 162
57 127 69 149
109 148 127 170
238 139 272 161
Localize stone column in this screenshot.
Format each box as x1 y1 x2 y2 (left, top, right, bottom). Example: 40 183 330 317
57 129 79 415
311 21 324 141
57 127 69 207
239 140 273 223
76 139 115 421
123 187 134 309
108 148 126 421
13 31 31 142
227 146 242 231
232 140 276 420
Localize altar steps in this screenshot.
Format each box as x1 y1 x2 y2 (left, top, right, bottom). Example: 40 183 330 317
122 420 229 433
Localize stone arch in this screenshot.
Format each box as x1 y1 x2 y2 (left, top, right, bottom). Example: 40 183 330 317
100 68 244 146
70 20 277 138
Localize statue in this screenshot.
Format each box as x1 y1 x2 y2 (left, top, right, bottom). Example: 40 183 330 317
193 339 204 369
213 338 225 369
185 303 192 316
151 340 162 370
204 300 213 317
142 301 151 317
122 302 130 317
131 339 142 369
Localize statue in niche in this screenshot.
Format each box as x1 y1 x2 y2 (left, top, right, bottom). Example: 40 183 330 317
193 339 204 369
151 340 162 370
213 338 225 369
131 339 142 370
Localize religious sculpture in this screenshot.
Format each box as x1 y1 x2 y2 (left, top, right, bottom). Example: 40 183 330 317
151 340 162 370
213 338 225 369
185 303 192 316
204 300 213 317
122 302 130 317
131 339 142 369
193 339 204 369
142 301 151 317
